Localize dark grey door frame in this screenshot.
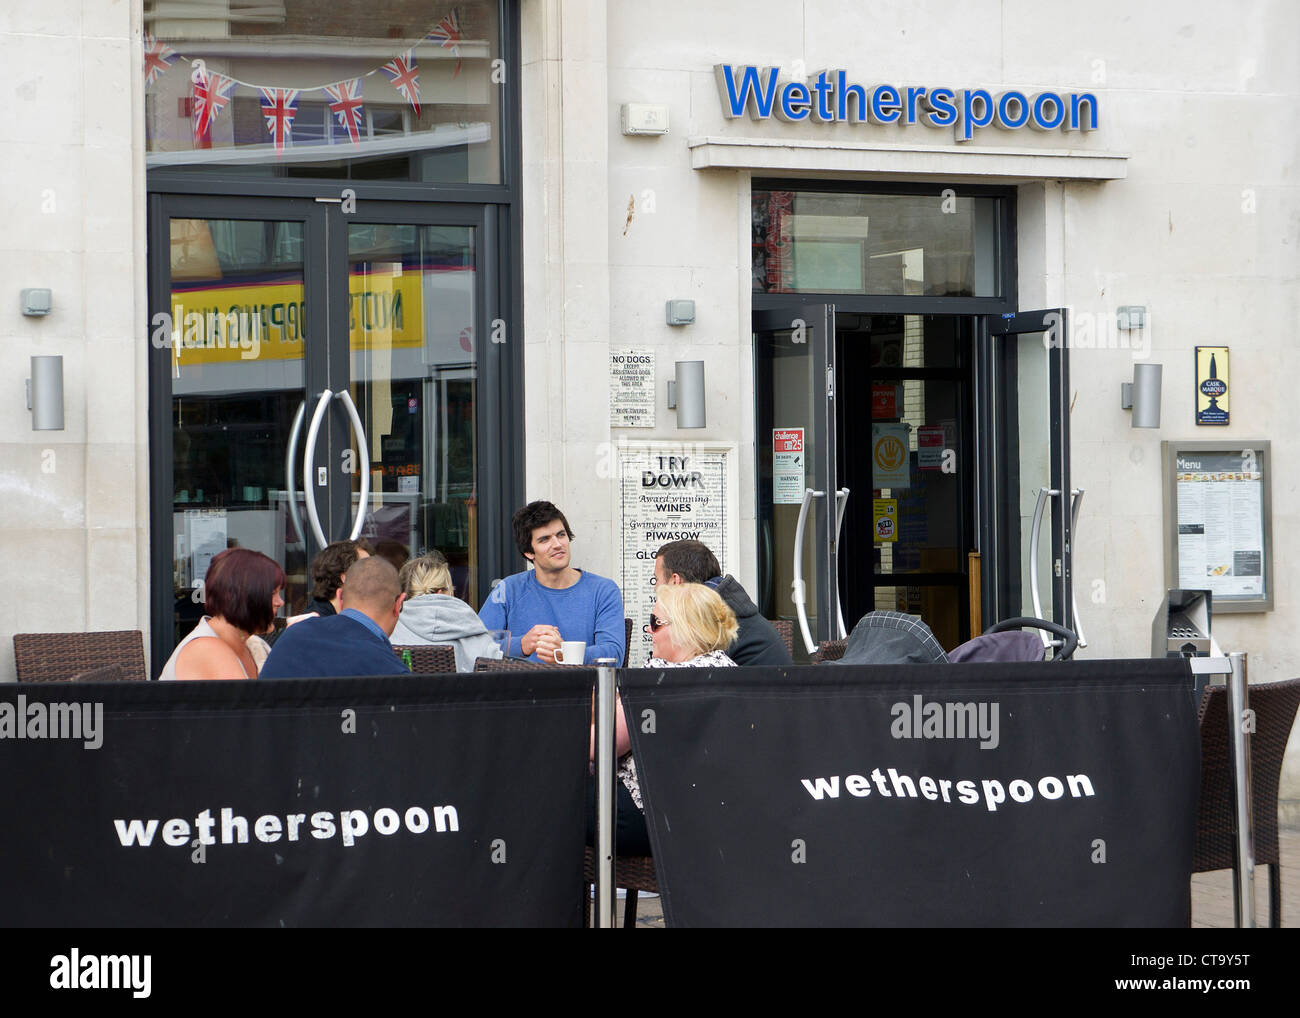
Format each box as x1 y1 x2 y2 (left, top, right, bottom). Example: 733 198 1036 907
977 308 1072 632
753 304 839 650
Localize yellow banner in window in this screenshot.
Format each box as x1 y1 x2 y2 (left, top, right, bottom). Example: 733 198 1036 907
167 272 424 364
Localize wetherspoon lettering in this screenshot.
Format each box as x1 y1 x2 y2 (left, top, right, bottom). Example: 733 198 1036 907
716 64 1098 142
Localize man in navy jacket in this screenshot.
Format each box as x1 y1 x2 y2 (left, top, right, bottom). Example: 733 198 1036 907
261 556 410 679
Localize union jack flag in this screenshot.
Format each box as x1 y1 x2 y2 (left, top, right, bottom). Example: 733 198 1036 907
143 33 178 87
192 69 237 146
259 87 301 158
426 8 464 77
323 78 365 146
380 51 421 117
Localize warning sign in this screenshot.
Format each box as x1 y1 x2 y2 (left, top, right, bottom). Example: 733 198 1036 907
773 428 805 505
872 423 910 489
873 498 898 543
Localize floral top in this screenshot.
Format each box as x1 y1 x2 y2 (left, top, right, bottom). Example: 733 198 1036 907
619 650 736 810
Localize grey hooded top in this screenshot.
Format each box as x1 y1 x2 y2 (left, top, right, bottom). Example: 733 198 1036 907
390 593 502 672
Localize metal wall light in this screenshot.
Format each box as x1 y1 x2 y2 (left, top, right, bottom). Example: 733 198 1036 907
27 355 65 431
667 360 706 428
1121 362 1162 428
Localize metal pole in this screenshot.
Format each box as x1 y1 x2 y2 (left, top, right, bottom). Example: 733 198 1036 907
1226 651 1255 928
594 660 618 929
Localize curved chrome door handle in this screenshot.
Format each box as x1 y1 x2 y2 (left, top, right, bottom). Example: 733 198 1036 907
285 400 307 546
1028 486 1058 646
1069 488 1088 649
335 389 371 541
833 488 850 639
791 488 823 655
302 389 332 549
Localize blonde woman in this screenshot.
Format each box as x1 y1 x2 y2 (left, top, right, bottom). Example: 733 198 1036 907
390 551 501 671
644 581 740 668
588 583 739 856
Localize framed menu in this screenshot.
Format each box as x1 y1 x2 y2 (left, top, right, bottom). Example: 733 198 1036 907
1162 440 1272 612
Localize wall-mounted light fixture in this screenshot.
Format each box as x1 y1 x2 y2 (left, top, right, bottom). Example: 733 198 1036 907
667 360 705 428
27 355 65 431
1121 362 1162 428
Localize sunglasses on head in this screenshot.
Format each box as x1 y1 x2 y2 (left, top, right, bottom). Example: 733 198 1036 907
648 613 670 633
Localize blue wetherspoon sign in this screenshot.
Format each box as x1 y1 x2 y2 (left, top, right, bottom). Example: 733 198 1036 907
715 65 1099 142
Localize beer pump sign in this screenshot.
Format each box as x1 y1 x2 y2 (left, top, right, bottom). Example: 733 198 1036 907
1195 346 1229 426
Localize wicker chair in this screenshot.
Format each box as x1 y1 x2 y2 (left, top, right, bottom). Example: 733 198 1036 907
1192 677 1300 927
584 846 659 928
473 656 564 671
392 644 457 674
769 619 795 658
812 639 847 663
14 631 147 683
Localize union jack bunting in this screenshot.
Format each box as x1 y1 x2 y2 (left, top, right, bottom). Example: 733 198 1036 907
426 8 464 77
380 51 421 117
323 78 365 146
191 69 237 145
143 33 178 87
259 87 301 158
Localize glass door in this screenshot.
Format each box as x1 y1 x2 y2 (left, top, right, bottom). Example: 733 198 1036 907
978 308 1076 643
338 205 484 604
150 196 490 671
153 197 329 659
753 304 842 657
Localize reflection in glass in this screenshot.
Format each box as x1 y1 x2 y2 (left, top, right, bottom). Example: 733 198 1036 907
348 224 478 606
753 189 1000 297
169 217 309 643
145 0 501 183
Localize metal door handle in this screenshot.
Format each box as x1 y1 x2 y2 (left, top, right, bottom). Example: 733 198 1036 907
336 389 371 541
302 389 332 549
1028 486 1059 646
791 488 824 655
285 400 307 546
833 487 850 639
1069 488 1088 649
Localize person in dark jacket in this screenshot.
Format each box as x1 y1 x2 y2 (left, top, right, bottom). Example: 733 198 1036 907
260 556 409 679
653 539 793 666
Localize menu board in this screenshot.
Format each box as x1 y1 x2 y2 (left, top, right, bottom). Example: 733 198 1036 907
1163 442 1272 611
617 442 739 663
610 349 656 428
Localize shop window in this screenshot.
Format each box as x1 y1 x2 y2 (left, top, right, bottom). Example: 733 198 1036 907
752 188 1002 298
144 0 502 184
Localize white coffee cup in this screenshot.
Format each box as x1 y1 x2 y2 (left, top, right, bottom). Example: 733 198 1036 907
557 641 586 665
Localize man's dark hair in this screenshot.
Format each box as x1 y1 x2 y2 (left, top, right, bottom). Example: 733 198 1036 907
512 501 574 559
310 539 373 601
655 540 721 584
204 548 286 635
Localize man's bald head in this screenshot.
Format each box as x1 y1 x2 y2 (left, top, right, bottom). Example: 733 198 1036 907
340 556 404 634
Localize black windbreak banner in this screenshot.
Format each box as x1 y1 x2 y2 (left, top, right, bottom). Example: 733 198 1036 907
620 659 1199 927
0 673 593 927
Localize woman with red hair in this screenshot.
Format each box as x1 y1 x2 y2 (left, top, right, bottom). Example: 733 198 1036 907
159 548 286 681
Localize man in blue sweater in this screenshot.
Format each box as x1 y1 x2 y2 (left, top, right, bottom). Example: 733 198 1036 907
260 556 410 678
479 501 625 665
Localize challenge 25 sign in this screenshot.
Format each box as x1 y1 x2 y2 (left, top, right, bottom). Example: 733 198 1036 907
716 65 1098 142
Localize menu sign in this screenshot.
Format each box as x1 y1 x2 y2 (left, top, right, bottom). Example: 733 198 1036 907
1164 442 1272 611
1175 452 1263 598
610 349 656 428
617 442 739 663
